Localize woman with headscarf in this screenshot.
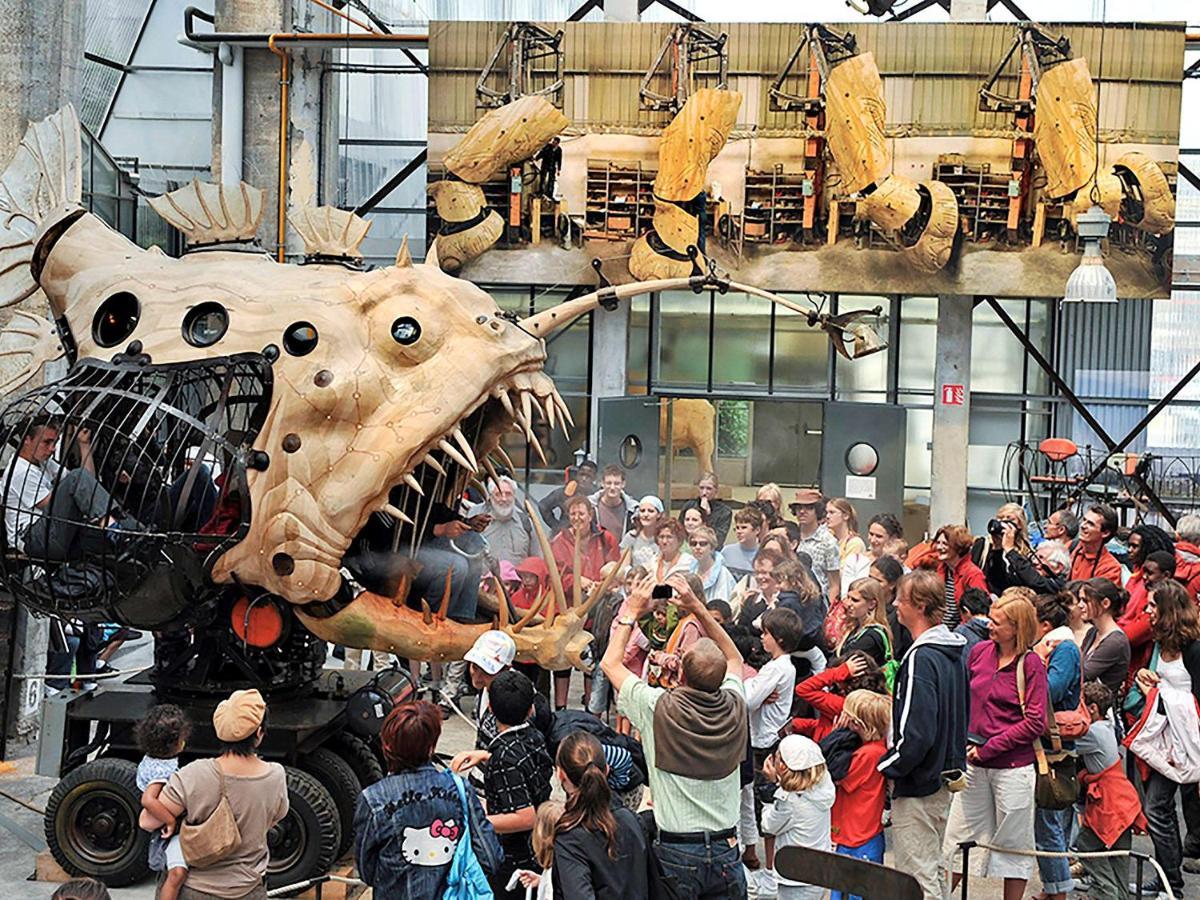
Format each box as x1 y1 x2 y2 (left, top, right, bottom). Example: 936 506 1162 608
619 495 664 571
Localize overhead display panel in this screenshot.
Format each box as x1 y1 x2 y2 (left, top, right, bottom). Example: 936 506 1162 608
427 20 1184 298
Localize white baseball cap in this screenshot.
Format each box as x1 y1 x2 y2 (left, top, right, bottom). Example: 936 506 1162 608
464 630 516 675
778 734 825 771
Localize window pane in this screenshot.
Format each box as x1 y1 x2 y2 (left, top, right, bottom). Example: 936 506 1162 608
899 297 938 391
773 301 829 392
972 299 1029 394
655 290 710 390
835 295 890 397
493 290 532 315
628 295 649 394
539 292 590 384
712 291 771 389
902 402 932 489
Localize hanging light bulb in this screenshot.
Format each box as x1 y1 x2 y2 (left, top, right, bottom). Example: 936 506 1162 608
1063 205 1117 303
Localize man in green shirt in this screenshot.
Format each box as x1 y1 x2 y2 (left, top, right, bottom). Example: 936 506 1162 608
601 571 748 899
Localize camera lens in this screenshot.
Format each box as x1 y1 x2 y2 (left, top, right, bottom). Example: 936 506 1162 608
987 518 1003 535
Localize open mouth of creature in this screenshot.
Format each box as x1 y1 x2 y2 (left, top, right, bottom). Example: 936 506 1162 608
278 360 612 673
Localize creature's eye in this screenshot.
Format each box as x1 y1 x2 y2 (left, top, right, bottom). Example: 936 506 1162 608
183 302 229 347
391 316 421 345
93 291 140 348
283 321 319 356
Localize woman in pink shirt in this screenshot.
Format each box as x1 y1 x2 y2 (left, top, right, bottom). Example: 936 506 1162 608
951 588 1049 900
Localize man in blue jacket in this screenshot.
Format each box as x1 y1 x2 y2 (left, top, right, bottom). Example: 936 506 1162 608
878 568 968 900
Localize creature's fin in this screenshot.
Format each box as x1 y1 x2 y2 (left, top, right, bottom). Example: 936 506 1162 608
0 106 82 309
289 205 371 259
0 310 65 396
148 179 264 245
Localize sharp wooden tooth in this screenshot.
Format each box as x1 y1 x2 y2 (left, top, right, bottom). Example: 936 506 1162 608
424 454 447 476
403 473 424 495
528 431 548 466
544 395 557 430
493 446 516 472
383 503 413 525
497 388 515 417
452 427 479 472
483 458 501 485
520 391 534 438
553 389 575 427
438 439 473 472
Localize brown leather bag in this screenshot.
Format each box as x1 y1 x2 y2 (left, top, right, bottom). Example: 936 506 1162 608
178 760 242 867
1016 654 1078 811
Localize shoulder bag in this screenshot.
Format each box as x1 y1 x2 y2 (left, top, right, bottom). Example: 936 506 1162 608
1045 646 1090 740
1123 643 1162 719
178 759 243 868
443 773 494 900
1016 654 1078 810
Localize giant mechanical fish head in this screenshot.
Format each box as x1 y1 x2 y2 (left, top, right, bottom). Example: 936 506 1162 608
30 202 566 606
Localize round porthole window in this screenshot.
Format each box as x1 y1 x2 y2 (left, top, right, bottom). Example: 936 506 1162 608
182 302 229 347
845 442 880 477
283 321 319 356
619 434 643 469
391 317 421 345
93 292 140 348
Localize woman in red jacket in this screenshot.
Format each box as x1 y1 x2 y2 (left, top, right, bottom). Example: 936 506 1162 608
549 495 620 599
935 524 988 629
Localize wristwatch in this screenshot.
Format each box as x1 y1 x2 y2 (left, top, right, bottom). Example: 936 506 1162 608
616 616 637 627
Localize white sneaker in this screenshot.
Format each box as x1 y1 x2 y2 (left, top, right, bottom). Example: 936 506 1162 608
755 868 779 898
744 865 759 899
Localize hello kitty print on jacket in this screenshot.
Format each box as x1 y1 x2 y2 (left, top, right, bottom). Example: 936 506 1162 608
401 818 461 866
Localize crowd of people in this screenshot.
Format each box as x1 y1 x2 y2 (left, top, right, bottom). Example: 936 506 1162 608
106 459 1200 900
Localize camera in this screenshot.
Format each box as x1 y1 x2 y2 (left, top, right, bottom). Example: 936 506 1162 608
987 518 1004 537
651 584 674 600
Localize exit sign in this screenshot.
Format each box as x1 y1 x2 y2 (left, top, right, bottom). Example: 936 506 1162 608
941 384 965 406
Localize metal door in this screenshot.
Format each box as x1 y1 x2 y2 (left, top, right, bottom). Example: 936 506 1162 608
750 401 824 486
597 396 662 499
820 401 906 523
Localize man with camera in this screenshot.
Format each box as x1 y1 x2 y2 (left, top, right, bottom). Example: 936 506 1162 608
602 572 748 899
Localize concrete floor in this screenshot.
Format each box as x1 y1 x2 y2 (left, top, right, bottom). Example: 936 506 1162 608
456 237 1168 299
2 638 1197 899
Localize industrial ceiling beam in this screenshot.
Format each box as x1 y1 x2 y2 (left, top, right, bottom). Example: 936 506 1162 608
351 149 427 216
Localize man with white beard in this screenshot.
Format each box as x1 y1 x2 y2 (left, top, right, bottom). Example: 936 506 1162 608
479 476 541 566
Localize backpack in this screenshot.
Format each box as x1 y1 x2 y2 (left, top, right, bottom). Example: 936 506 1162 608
443 774 494 900
866 623 900 693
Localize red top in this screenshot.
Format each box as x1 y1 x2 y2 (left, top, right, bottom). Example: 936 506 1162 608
1081 760 1147 848
549 527 619 595
830 740 888 849
938 555 988 601
1175 542 1200 604
791 662 852 743
1119 570 1153 688
1070 543 1122 585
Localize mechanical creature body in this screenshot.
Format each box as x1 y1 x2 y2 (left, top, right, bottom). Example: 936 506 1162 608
0 106 878 686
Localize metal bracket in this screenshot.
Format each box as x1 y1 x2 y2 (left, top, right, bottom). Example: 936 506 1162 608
639 24 728 113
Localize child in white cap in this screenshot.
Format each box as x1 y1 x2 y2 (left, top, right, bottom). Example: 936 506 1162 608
761 734 836 900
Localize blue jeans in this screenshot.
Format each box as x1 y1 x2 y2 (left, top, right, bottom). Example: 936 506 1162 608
656 836 746 899
412 537 479 622
831 832 885 900
1034 805 1074 895
587 665 611 715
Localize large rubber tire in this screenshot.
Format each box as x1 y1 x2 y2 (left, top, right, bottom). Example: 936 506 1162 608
300 748 360 859
44 757 151 887
329 732 384 789
267 766 340 892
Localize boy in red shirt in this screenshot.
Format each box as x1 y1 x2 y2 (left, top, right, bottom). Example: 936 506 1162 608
792 653 886 741
818 689 891 900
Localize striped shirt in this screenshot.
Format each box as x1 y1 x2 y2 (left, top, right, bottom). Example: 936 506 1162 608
617 673 745 833
942 568 958 628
